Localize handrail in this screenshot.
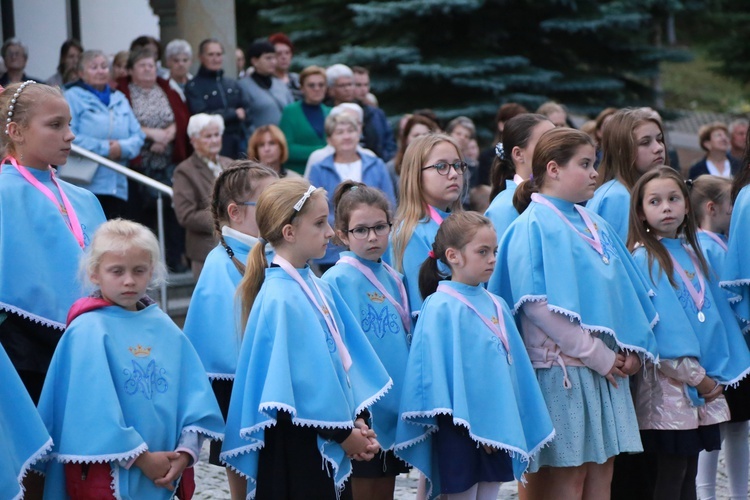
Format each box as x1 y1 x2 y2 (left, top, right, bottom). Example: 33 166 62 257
70 144 174 197
68 144 173 312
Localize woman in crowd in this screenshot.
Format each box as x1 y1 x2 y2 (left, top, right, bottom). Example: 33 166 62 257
387 114 440 198
164 39 193 101
279 65 331 175
269 32 302 101
118 48 190 272
46 39 83 88
173 114 233 278
65 49 145 219
247 124 299 178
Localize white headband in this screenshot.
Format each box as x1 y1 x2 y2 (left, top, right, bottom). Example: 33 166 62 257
5 80 35 135
293 185 317 212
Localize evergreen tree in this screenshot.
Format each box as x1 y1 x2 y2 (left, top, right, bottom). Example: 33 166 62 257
240 0 693 129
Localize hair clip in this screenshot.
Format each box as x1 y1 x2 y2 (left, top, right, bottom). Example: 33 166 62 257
428 250 437 259
684 178 694 191
293 185 317 211
5 80 35 135
494 142 505 160
349 185 359 191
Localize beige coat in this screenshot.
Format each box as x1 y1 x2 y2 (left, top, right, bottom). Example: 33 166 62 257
172 153 233 264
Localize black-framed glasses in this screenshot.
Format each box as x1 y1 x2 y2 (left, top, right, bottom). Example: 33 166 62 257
421 161 468 176
346 223 392 240
238 201 256 207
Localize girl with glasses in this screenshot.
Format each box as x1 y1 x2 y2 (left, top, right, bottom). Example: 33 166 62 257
322 181 411 500
390 133 465 316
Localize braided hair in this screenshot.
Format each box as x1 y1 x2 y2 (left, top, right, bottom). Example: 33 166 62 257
209 160 279 275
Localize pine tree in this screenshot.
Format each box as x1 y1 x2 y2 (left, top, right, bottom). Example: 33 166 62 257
240 0 694 130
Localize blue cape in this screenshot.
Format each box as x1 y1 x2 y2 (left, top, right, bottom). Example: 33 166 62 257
389 207 450 314
0 165 105 329
394 281 554 499
37 304 224 500
586 179 630 244
183 235 273 380
484 180 519 243
635 239 750 387
489 195 658 360
221 266 392 496
721 185 750 327
0 343 52 500
322 251 411 451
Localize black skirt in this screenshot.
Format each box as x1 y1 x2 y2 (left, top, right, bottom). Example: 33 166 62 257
640 425 722 456
208 378 234 466
433 414 514 494
725 376 750 422
351 449 410 478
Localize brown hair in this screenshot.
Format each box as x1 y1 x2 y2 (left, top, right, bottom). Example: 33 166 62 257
236 178 326 329
597 108 667 190
332 181 392 246
418 212 494 299
698 122 729 152
626 167 708 287
394 115 440 176
594 107 618 142
492 102 528 143
210 161 279 275
731 126 750 203
393 134 464 272
247 124 289 165
490 113 552 201
513 128 595 213
0 82 65 156
689 174 732 226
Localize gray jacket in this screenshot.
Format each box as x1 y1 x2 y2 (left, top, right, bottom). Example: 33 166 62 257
237 75 294 134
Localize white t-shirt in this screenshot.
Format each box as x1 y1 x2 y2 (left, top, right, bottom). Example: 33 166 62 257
334 159 363 183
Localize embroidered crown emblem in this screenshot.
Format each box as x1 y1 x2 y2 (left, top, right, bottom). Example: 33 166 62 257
321 306 330 316
491 316 499 325
128 344 152 357
367 291 386 303
686 271 695 280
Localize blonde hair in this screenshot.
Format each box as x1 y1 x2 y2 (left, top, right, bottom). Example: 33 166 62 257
236 178 326 330
81 219 167 290
392 133 464 272
0 82 65 156
324 112 359 137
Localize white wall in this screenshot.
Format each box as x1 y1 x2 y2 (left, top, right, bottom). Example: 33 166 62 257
15 0 160 81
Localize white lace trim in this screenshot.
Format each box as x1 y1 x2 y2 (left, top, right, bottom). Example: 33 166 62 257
111 462 121 500
13 437 53 500
207 372 235 381
355 377 393 419
181 425 224 442
722 365 750 389
511 294 547 315
52 442 148 464
0 302 65 330
720 278 750 288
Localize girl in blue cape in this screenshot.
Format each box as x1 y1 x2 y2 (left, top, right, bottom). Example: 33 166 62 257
690 175 750 500
182 162 278 488
322 181 411 499
488 128 658 500
626 167 750 499
37 219 224 499
587 108 667 243
0 342 52 500
722 132 750 327
394 211 554 500
389 133 465 316
0 81 106 404
484 113 553 243
220 178 392 500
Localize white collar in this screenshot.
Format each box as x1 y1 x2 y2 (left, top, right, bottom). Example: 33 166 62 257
222 225 259 247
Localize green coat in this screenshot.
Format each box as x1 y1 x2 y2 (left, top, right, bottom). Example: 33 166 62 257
279 101 331 174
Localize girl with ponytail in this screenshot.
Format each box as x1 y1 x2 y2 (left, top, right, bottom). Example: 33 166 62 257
394 211 553 500
181 160 278 481
489 128 659 499
221 178 392 499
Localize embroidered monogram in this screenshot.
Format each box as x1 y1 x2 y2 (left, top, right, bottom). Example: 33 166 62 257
123 359 168 399
361 304 400 339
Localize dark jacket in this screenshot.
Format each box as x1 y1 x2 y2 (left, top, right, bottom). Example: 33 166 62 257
688 155 742 180
184 66 248 157
360 102 397 162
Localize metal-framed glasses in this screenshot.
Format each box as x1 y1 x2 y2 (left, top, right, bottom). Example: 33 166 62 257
421 161 468 176
346 223 392 240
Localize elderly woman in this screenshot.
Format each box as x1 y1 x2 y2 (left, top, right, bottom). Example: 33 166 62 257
173 114 233 278
689 121 742 180
308 112 396 271
165 39 193 101
65 49 145 219
247 124 299 178
278 65 331 175
117 48 190 271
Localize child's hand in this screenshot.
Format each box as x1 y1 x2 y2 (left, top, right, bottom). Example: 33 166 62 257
134 451 177 483
605 353 627 388
342 428 373 459
153 452 191 490
621 352 642 376
697 376 724 402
